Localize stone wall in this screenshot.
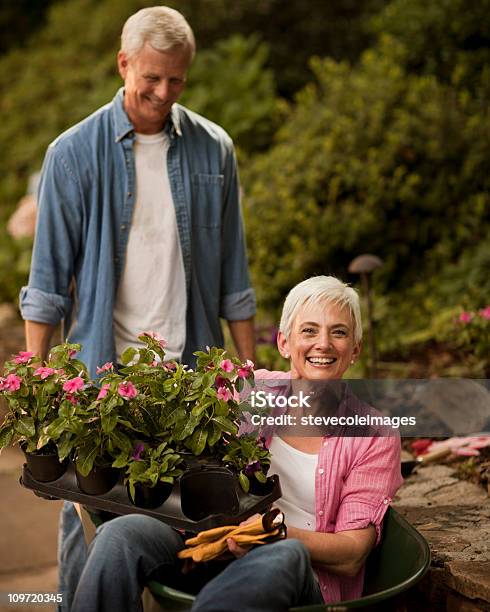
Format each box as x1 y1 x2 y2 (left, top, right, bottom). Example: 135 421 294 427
394 464 490 611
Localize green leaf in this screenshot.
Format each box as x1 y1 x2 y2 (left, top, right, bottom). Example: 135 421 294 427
57 435 74 461
121 347 137 365
46 417 70 440
173 413 200 441
191 400 211 417
188 428 208 455
36 432 51 450
101 412 118 434
255 470 267 483
206 422 222 447
212 416 238 435
15 417 36 438
129 481 136 503
0 426 15 449
59 403 76 419
238 471 250 493
76 444 99 477
110 430 133 453
112 452 130 468
164 406 186 429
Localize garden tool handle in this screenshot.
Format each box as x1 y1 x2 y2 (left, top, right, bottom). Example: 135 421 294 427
418 447 451 463
262 507 285 532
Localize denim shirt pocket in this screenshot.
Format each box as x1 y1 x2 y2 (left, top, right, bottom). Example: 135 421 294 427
191 173 224 228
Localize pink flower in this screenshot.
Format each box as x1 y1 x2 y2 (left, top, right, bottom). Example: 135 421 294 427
97 384 111 400
118 381 137 399
237 359 255 379
458 311 473 324
65 393 79 406
63 377 85 393
215 375 227 388
96 362 113 374
1 374 22 392
34 367 55 379
14 351 35 364
220 359 234 373
217 386 233 402
141 331 167 348
479 306 490 320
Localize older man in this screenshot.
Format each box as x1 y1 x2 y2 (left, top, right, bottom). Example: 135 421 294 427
20 6 256 608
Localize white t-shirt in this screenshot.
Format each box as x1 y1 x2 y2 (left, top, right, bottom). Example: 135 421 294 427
113 130 187 361
269 436 318 531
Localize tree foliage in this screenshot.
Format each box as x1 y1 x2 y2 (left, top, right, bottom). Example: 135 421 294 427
0 0 488 372
242 34 490 334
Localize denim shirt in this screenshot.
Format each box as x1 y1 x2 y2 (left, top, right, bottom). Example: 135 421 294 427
20 88 256 376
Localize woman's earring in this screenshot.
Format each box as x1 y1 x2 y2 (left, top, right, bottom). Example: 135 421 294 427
350 359 355 365
284 353 289 359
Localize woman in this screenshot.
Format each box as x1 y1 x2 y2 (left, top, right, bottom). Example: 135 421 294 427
71 276 402 611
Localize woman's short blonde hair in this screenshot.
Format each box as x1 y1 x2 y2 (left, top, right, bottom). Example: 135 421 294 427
279 276 362 344
121 6 195 60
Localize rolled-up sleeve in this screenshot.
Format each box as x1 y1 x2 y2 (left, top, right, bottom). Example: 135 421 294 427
19 286 72 325
220 287 256 321
335 435 403 544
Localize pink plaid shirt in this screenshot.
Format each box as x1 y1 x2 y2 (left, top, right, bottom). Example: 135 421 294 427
256 369 403 604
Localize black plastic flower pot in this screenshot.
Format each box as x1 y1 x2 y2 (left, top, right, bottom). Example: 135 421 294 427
22 447 67 483
129 482 173 509
180 467 239 521
248 475 275 497
75 465 120 495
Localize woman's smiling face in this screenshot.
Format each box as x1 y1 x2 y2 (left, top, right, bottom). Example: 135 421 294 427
277 300 361 380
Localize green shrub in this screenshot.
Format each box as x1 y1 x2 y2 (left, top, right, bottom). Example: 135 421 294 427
242 36 490 331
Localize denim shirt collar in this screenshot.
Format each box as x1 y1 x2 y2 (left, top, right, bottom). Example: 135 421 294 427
112 87 182 142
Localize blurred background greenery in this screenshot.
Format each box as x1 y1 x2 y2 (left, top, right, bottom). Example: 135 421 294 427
0 0 489 376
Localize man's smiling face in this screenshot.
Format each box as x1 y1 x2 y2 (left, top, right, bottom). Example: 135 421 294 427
118 42 190 134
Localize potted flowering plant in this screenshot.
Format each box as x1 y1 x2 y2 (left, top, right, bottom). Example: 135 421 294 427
167 347 255 456
0 343 95 481
60 332 180 495
220 434 272 494
3 330 275 516
113 440 184 508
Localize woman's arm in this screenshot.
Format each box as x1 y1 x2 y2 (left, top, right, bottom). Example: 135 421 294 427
286 524 376 578
227 517 376 578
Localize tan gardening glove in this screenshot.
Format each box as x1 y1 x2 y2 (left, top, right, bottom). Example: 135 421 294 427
178 510 286 563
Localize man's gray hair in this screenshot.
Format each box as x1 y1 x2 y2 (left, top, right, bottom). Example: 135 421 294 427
121 6 195 59
279 276 363 344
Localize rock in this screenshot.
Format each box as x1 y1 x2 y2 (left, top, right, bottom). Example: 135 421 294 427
445 561 490 603
414 379 490 435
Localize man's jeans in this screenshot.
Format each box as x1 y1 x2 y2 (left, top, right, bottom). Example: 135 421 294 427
71 514 324 612
58 501 87 611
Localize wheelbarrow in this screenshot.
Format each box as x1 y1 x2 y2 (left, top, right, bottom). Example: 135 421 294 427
146 507 431 611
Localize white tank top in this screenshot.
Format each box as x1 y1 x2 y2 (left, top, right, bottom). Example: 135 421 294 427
269 436 318 531
113 130 187 362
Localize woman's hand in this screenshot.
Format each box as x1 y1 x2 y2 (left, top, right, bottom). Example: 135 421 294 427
226 513 262 559
226 537 250 558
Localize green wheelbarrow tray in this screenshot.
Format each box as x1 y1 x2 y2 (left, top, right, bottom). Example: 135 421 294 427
148 507 431 611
